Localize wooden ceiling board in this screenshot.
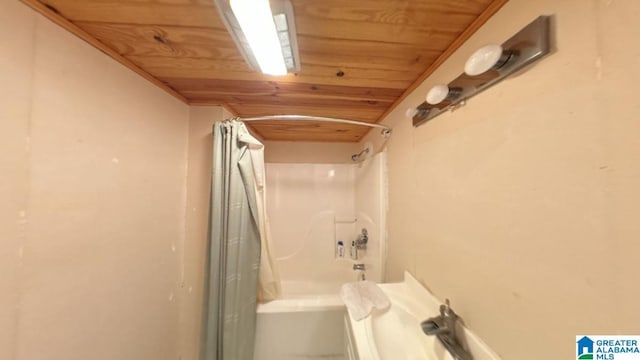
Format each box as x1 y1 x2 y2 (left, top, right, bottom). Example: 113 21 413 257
77 23 443 75
75 23 242 60
187 93 392 110
130 56 418 89
282 1 487 29
164 79 404 103
295 18 464 45
24 0 508 142
247 122 369 142
39 0 223 27
294 0 491 19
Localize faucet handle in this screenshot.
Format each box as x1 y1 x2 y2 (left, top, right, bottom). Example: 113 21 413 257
440 299 452 316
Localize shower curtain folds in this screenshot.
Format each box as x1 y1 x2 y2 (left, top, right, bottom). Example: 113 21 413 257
201 120 262 360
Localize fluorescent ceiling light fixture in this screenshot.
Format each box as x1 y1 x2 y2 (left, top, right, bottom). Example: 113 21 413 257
214 0 300 76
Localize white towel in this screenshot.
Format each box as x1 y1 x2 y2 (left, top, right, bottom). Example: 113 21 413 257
340 281 390 321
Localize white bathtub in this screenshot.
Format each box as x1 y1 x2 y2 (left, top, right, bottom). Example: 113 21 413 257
253 282 346 360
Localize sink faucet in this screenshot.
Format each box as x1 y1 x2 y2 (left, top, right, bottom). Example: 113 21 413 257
421 299 473 360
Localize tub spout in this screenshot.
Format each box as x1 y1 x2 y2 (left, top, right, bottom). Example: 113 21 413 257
352 263 366 281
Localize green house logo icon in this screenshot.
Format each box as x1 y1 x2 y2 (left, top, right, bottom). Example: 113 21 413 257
577 336 594 360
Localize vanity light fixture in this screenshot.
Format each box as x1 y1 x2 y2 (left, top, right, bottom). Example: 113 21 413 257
412 15 552 127
214 0 300 76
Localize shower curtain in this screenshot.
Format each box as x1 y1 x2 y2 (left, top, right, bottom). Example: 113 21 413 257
248 131 282 303
200 120 280 360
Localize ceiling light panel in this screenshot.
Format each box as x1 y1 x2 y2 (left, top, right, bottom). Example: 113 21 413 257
214 0 300 76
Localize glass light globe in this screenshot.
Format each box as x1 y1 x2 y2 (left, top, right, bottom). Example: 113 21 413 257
464 44 504 76
426 84 450 105
405 107 418 118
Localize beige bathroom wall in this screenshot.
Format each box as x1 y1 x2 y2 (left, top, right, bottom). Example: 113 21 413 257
1 2 191 360
361 0 640 358
0 3 35 359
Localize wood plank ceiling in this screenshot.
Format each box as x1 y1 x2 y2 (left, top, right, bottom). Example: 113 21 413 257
22 0 507 142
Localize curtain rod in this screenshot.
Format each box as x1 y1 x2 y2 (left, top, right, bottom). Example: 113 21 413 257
237 115 392 138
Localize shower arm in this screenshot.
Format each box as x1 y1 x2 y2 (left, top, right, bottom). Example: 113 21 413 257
351 148 370 162
238 115 393 138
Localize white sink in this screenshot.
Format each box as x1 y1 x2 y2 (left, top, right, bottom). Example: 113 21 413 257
345 272 500 360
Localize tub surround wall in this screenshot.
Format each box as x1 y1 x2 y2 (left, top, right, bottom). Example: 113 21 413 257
266 153 387 289
266 163 357 287
355 152 387 282
360 0 640 358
